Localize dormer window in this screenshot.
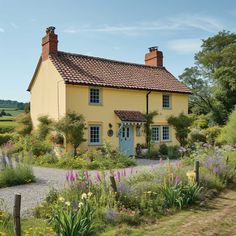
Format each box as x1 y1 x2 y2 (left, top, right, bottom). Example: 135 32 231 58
89 87 101 105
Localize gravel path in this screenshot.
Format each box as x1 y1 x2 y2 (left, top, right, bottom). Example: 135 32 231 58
0 159 168 216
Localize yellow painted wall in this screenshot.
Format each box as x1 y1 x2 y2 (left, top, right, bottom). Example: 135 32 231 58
66 85 188 152
30 59 66 127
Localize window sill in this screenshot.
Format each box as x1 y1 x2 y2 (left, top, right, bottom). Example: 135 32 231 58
88 102 103 106
162 107 172 110
88 143 102 146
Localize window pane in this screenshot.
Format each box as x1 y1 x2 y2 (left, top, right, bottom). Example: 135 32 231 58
162 126 170 141
151 127 159 141
90 126 100 143
90 88 100 104
126 127 129 138
163 95 170 108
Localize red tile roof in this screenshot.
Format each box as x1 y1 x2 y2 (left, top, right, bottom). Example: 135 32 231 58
115 110 145 122
48 51 191 94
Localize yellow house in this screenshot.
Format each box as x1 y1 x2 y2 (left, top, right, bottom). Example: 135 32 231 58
28 27 190 156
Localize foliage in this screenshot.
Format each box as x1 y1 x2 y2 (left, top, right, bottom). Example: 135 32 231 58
50 193 96 236
143 111 158 151
203 126 222 145
55 112 86 156
15 112 32 135
37 115 54 140
0 133 14 146
0 164 35 188
159 143 168 155
180 31 236 124
188 128 206 144
221 110 236 144
168 113 193 146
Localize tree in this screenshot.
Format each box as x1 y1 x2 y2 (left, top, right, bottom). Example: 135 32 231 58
143 111 158 151
167 113 193 146
37 115 53 140
55 112 86 156
179 31 236 125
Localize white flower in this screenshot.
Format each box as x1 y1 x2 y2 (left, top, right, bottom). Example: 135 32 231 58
65 201 71 206
81 193 87 200
78 202 84 208
87 192 93 198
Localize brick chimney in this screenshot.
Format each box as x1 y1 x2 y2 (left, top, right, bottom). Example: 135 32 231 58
145 46 163 67
41 26 58 61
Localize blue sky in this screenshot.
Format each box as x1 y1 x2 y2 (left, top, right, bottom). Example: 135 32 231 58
0 0 236 102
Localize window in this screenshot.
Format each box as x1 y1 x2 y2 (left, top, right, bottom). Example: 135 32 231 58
89 125 101 144
162 95 170 108
89 87 100 104
162 126 170 141
151 126 160 142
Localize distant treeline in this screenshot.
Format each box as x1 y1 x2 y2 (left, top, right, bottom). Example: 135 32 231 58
0 99 27 110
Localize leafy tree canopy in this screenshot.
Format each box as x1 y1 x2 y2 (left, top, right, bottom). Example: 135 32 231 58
180 31 236 125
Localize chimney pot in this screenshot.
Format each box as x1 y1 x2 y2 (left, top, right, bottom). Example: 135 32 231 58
42 26 58 61
145 46 163 67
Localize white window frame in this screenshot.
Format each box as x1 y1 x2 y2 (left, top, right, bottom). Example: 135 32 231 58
89 87 102 105
162 94 171 109
151 126 160 143
89 125 101 145
162 126 170 141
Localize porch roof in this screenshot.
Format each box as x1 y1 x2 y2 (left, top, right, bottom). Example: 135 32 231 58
114 110 145 122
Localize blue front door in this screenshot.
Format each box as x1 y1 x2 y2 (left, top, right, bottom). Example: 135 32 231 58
119 125 134 156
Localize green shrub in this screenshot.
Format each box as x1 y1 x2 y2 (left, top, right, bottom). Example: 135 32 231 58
159 144 168 155
15 113 32 135
0 133 14 146
204 126 222 145
0 164 35 188
221 110 236 144
188 128 206 143
167 113 193 146
167 145 181 159
31 140 52 156
50 193 96 236
37 115 53 140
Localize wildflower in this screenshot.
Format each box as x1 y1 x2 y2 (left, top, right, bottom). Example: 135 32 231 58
96 172 101 182
81 193 87 199
105 208 117 222
84 170 89 181
58 196 65 202
65 201 71 206
87 192 93 198
78 202 84 208
81 181 85 189
186 171 195 183
175 175 181 185
123 169 126 177
116 170 121 182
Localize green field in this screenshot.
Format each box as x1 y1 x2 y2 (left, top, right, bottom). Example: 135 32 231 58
0 107 23 133
0 107 24 117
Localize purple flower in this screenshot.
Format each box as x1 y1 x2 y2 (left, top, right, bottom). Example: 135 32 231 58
175 176 181 185
84 170 89 181
105 208 117 222
117 182 130 194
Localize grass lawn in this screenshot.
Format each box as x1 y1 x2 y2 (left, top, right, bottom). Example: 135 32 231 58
102 187 236 236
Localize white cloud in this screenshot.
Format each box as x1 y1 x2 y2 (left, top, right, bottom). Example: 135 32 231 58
10 23 18 29
167 38 202 54
63 14 223 35
0 28 5 33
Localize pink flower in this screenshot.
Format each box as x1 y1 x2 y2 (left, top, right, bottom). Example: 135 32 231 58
117 170 121 182
81 181 85 189
175 176 181 185
96 172 101 182
123 169 126 177
84 170 89 181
